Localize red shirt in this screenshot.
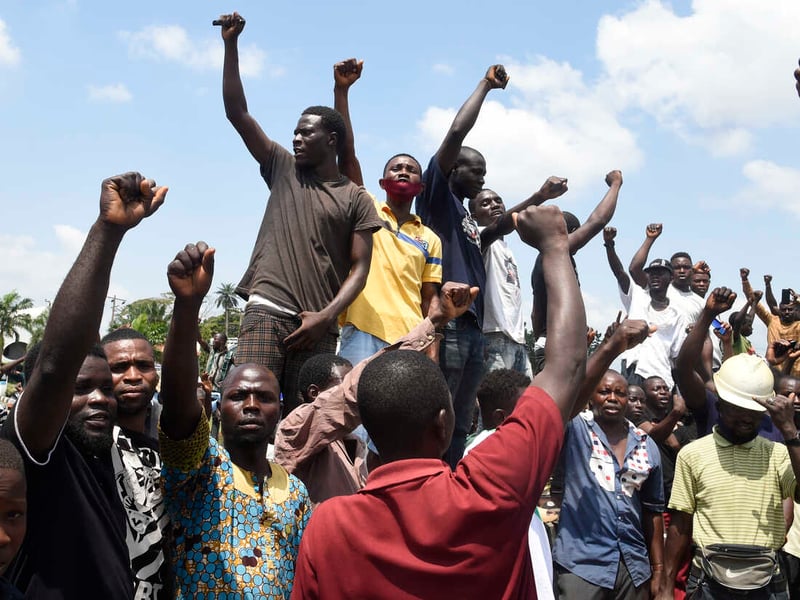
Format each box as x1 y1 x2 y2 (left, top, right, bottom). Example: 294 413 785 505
291 387 564 599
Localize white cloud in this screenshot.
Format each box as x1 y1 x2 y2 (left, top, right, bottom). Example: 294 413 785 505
119 25 273 78
597 0 800 154
416 57 643 202
87 83 132 103
432 63 454 76
731 159 800 217
0 19 21 67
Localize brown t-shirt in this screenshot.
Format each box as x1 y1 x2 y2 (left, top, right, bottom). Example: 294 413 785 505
236 142 381 315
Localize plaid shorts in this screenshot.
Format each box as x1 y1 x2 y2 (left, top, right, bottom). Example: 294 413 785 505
235 305 338 413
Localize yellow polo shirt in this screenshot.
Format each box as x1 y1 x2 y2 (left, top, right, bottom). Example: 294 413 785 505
669 427 796 549
340 199 442 344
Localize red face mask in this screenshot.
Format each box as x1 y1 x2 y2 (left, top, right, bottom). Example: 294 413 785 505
380 178 423 203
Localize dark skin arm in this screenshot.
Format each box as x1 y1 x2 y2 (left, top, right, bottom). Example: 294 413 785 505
644 510 666 599
434 65 508 175
674 287 736 414
478 176 568 248
602 226 630 294
515 206 586 423
764 274 780 316
567 170 623 254
283 229 373 351
332 58 364 186
629 223 662 288
160 242 215 441
571 316 651 419
18 174 165 458
420 282 439 319
756 392 800 502
639 392 686 445
219 13 274 167
657 510 693 600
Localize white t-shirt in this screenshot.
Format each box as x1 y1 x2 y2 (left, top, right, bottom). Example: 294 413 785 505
481 233 525 344
622 285 689 388
667 285 704 323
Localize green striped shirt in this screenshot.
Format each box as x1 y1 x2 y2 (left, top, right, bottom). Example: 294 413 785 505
669 427 795 549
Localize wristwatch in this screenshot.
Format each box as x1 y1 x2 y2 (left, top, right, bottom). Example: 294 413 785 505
784 431 800 447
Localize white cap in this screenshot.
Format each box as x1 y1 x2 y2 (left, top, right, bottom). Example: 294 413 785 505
713 354 775 412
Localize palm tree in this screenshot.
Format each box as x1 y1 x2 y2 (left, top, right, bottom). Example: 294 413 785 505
0 291 34 355
215 283 240 337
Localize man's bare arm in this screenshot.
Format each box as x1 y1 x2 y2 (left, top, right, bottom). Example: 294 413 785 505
602 227 631 294
160 242 215 441
657 511 693 600
571 317 651 419
220 13 274 167
434 65 508 175
629 223 662 288
333 58 364 186
516 206 586 422
479 176 568 248
764 274 780 316
675 288 736 413
19 174 166 458
567 170 622 254
284 229 374 352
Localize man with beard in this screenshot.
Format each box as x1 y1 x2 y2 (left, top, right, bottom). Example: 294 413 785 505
218 15 381 415
159 241 309 599
101 328 170 598
3 172 165 599
659 303 800 598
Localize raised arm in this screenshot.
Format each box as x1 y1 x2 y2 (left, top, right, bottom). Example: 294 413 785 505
629 223 662 288
516 206 586 422
764 274 780 316
284 229 373 352
639 392 686 445
219 13 274 167
479 176 568 248
675 287 736 413
333 58 364 186
567 170 622 253
434 65 508 174
571 317 651 419
160 242 216 441
18 173 165 458
602 226 630 295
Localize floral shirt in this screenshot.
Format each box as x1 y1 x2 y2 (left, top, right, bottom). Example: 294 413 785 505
160 416 310 599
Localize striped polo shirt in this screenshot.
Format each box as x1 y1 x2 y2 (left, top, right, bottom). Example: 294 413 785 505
669 426 796 549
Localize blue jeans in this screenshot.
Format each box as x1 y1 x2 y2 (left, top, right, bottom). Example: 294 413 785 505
338 324 389 365
484 332 532 378
440 314 485 468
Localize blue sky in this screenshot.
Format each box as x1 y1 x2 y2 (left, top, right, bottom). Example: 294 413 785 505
1 0 798 352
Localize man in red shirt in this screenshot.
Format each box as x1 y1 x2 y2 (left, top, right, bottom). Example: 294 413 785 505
291 203 588 599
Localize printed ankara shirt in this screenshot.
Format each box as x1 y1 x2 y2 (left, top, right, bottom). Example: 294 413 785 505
160 416 310 599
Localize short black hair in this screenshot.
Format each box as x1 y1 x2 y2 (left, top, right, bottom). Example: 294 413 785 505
297 354 352 403
562 211 580 233
670 251 693 264
23 342 106 385
358 351 450 456
0 438 24 477
382 153 422 178
476 369 530 424
301 106 346 152
101 327 150 346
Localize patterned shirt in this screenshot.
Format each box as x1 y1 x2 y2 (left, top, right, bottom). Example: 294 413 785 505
160 416 310 599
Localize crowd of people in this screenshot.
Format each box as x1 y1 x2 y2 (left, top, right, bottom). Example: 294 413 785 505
0 13 799 600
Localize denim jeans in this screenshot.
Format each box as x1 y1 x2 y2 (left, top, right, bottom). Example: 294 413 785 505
484 332 533 378
440 314 485 468
338 324 390 365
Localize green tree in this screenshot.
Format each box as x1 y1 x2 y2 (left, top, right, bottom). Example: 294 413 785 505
214 283 240 337
108 296 174 361
28 306 51 346
0 291 34 354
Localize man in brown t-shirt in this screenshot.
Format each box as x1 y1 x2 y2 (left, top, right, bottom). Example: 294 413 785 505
218 13 381 411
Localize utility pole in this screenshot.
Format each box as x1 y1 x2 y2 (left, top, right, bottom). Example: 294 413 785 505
108 295 126 325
